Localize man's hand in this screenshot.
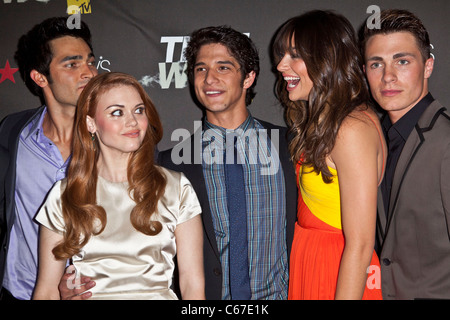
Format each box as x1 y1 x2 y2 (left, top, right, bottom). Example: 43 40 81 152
58 265 95 300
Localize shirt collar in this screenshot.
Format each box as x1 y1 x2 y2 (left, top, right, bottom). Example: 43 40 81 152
203 112 255 143
24 105 48 141
382 92 434 141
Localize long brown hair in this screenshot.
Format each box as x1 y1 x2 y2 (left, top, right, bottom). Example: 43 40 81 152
273 10 370 182
53 72 166 259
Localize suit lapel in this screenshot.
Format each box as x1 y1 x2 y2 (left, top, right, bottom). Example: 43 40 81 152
4 108 43 227
377 186 387 239
189 130 221 261
256 119 298 257
384 101 446 234
257 119 297 254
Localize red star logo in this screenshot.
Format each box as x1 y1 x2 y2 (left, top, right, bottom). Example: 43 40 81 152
0 60 19 84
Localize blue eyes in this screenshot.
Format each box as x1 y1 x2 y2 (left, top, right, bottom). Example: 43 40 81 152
370 59 410 69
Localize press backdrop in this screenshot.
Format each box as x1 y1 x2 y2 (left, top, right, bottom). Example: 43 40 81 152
1 0 449 151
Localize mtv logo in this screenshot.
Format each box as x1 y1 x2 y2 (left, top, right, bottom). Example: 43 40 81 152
67 0 91 14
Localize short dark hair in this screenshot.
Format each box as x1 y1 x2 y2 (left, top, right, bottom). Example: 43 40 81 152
184 25 260 106
14 17 93 99
360 9 431 62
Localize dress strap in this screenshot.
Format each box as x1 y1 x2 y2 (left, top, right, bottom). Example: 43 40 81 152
295 161 301 188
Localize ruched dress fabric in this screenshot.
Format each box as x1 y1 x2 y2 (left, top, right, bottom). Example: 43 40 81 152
36 166 201 300
288 163 382 300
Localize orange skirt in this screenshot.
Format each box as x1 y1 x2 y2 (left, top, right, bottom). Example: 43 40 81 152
288 197 382 300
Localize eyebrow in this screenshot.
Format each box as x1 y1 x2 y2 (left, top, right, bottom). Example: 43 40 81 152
194 60 237 68
104 102 145 111
366 52 417 62
106 104 124 109
366 56 383 62
59 52 95 63
217 60 236 66
393 52 417 59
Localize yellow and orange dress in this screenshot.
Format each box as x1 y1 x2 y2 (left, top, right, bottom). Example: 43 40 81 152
288 163 382 300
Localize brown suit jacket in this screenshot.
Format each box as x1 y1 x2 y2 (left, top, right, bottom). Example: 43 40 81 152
377 100 450 299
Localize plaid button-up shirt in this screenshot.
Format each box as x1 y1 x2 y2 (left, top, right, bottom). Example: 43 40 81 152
201 114 288 299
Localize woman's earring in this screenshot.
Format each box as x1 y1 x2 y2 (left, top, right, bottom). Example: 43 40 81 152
91 133 96 141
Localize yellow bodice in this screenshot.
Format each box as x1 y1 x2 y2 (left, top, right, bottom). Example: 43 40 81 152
299 165 342 229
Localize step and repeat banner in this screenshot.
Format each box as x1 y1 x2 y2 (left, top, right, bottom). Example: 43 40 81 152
1 0 449 151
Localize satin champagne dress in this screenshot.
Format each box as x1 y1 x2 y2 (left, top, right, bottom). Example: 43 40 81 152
36 167 201 300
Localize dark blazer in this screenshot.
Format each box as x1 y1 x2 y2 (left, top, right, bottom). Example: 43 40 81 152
0 106 44 292
377 100 450 299
158 119 297 299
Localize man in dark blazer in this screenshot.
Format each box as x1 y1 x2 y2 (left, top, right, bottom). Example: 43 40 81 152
361 9 450 299
0 17 97 300
158 26 297 300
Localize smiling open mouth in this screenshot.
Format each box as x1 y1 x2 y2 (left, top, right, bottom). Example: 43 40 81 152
284 76 300 89
206 90 222 95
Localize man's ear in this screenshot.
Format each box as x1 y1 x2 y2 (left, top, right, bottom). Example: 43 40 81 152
424 57 434 79
30 70 48 88
86 115 97 134
243 71 256 89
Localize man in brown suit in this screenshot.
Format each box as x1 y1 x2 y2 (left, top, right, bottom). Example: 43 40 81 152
361 9 450 299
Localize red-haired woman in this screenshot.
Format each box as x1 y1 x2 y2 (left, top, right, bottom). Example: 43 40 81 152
33 72 204 300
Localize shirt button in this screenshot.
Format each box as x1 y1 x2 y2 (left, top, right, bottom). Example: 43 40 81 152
382 258 391 266
213 268 222 276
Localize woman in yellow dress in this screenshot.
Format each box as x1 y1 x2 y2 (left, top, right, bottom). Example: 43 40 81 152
273 10 386 299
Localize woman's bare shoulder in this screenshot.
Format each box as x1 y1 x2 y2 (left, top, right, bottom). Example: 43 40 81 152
336 106 381 142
